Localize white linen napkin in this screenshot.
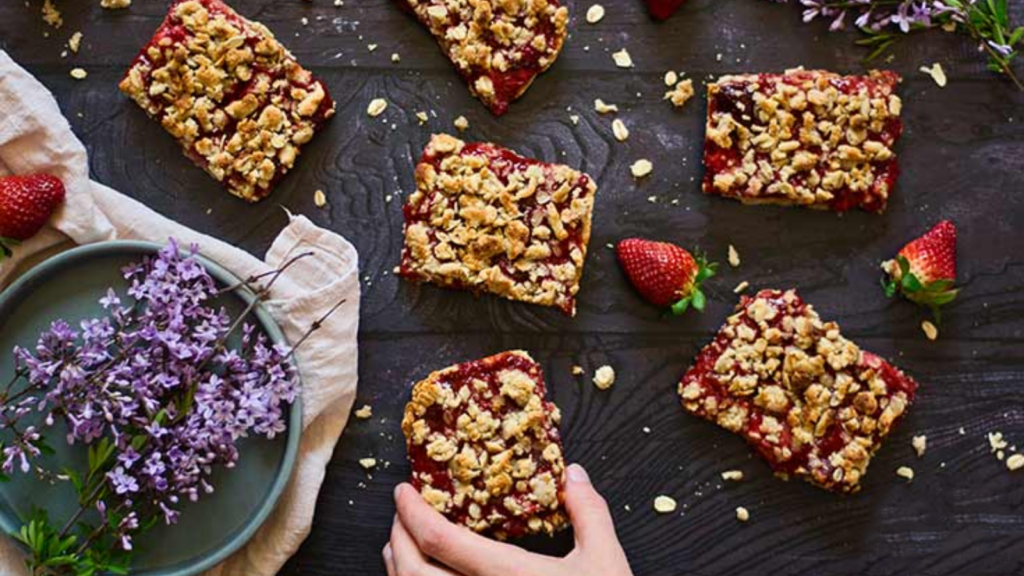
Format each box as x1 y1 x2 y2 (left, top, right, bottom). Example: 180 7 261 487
0 50 360 575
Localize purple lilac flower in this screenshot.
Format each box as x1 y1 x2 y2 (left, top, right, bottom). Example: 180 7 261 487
2 239 300 541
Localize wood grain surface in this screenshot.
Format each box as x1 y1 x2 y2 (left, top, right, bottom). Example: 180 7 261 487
3 1 1024 574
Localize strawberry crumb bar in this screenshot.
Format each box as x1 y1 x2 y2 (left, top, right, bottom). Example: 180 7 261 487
703 69 902 213
119 0 335 202
401 350 568 539
678 289 918 493
395 0 568 115
399 134 597 316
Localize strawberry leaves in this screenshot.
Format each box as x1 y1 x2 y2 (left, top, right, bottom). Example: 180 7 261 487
883 255 959 322
670 256 717 315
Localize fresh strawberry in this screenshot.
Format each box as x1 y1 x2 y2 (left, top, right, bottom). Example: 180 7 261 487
882 220 958 320
0 174 66 261
617 238 716 315
642 0 688 20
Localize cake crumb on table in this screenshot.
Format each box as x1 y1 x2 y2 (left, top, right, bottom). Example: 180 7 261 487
664 79 694 108
355 405 373 419
653 495 677 514
359 458 377 470
630 159 653 179
585 4 605 24
367 98 388 117
594 98 618 113
721 470 744 481
728 244 740 267
896 466 914 482
593 365 616 390
912 435 927 458
735 506 750 522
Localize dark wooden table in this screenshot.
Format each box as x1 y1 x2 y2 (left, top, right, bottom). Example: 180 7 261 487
3 1 1024 574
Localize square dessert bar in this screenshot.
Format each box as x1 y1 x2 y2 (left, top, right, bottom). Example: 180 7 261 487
678 289 918 493
399 134 597 316
703 69 903 212
401 350 568 539
119 0 335 202
396 0 569 115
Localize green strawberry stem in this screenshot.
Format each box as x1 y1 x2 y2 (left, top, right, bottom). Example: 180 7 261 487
670 257 716 316
0 237 19 263
884 255 958 323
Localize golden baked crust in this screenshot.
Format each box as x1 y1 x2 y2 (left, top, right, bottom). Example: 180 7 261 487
678 289 919 493
703 69 902 213
119 0 335 202
398 0 569 115
399 134 597 316
401 350 567 539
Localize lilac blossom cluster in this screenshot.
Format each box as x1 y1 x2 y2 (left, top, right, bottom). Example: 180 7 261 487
775 0 1017 58
1 240 298 552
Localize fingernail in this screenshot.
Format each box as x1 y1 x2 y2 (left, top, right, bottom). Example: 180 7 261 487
394 483 404 501
567 463 590 484
383 544 393 560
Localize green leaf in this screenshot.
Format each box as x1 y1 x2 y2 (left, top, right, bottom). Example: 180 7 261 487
692 290 707 312
671 298 691 316
901 273 924 293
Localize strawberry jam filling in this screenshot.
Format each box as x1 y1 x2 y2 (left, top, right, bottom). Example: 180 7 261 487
401 351 567 539
679 289 918 492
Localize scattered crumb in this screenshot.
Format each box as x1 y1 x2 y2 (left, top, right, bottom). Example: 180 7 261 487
642 426 651 434
69 67 87 80
612 48 633 68
42 0 63 28
988 431 1008 458
335 0 344 5
593 365 616 390
415 111 429 124
921 320 938 341
912 435 927 458
630 159 653 179
367 98 388 117
735 506 750 522
594 98 618 114
728 244 740 267
359 458 377 470
664 70 678 87
646 195 657 204
653 495 677 514
1007 454 1024 472
453 115 469 131
367 43 378 52
354 405 373 419
721 470 744 481
585 4 605 24
569 114 580 125
733 280 750 294
612 118 629 142
664 79 695 109
67 31 82 54
101 0 131 7
896 465 914 482
920 63 948 87
391 52 401 63
314 189 327 208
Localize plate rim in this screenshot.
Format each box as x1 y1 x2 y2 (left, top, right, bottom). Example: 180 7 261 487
0 240 303 576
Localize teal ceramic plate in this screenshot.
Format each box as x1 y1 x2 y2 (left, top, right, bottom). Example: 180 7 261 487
0 241 302 576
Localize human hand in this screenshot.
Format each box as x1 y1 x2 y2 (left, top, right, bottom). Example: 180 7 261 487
383 463 633 576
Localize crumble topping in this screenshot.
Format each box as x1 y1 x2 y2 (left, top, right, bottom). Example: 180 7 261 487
42 0 63 28
594 98 618 113
920 63 947 87
399 0 569 115
677 289 919 493
1007 454 1024 472
314 189 327 208
69 67 87 80
728 244 741 267
736 506 750 522
454 115 470 131
665 79 694 109
664 71 679 87
400 350 568 539
921 320 938 341
703 69 903 213
68 31 82 53
585 4 605 23
101 0 132 9
119 0 336 202
399 134 597 316
360 457 378 470
354 405 373 419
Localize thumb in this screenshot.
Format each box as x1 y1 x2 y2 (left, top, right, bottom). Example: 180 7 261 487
564 464 618 549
